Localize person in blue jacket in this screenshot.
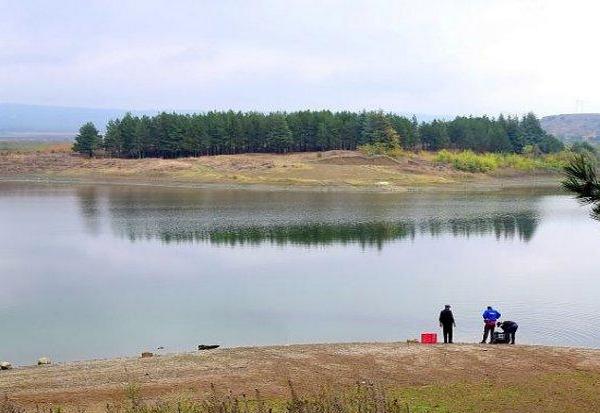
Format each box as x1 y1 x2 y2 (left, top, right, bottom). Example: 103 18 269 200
480 306 501 344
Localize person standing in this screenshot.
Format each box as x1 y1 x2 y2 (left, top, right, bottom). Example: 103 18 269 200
481 306 501 344
497 320 519 344
439 304 456 344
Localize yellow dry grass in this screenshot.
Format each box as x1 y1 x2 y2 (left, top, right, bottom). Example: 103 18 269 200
2 343 600 413
0 150 561 191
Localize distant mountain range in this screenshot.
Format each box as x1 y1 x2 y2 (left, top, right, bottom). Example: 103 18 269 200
541 114 600 143
0 103 157 139
0 103 442 140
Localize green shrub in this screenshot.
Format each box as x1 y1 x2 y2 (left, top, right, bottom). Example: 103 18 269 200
435 150 498 172
358 143 404 158
435 150 573 173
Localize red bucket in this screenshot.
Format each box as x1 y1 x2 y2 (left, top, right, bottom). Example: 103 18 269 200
421 332 437 344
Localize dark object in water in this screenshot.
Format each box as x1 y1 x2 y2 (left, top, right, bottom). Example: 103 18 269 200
492 332 510 344
141 351 154 358
197 344 220 351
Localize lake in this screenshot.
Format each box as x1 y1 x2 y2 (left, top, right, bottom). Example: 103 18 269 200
1 181 599 365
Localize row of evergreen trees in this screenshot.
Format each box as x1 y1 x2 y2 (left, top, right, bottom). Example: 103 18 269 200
73 110 563 158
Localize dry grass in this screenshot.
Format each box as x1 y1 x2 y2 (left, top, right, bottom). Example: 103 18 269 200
0 141 71 154
0 149 561 191
2 343 600 413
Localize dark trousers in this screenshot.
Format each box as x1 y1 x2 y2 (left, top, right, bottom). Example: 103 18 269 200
482 324 495 343
442 324 453 343
506 328 518 344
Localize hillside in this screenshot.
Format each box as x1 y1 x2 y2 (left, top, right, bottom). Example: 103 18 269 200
541 113 600 142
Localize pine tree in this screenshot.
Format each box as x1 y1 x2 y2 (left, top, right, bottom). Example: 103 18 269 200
563 154 600 218
316 122 328 150
74 110 558 158
73 122 101 157
120 113 138 157
103 119 123 157
520 112 546 144
421 120 449 150
390 115 416 150
137 116 154 157
362 112 401 148
265 114 292 153
519 112 563 153
487 123 512 153
410 115 421 150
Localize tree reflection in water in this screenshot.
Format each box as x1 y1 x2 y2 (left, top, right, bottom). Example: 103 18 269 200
74 187 541 249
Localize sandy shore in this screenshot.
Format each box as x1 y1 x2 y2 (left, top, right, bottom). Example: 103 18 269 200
0 149 562 193
2 342 600 411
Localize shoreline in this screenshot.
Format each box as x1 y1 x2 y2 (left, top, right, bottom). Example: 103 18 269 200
0 174 564 194
0 149 565 194
2 341 600 411
4 340 600 370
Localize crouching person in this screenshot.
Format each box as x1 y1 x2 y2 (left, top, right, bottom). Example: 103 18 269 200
497 320 519 344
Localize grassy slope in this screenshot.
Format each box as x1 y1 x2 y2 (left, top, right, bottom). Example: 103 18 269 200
0 145 563 191
398 372 600 412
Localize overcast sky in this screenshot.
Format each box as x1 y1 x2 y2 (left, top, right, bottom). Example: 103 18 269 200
1 0 599 116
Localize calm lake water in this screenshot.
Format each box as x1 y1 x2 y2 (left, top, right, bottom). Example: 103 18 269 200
1 182 599 365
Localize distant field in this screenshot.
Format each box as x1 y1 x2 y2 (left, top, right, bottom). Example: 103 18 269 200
0 140 72 153
0 131 74 140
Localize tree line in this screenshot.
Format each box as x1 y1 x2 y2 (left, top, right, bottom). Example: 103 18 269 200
73 110 563 158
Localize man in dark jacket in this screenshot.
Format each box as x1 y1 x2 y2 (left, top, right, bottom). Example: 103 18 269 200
439 304 456 344
497 320 519 344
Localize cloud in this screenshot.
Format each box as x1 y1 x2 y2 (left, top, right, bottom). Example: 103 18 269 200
1 0 599 115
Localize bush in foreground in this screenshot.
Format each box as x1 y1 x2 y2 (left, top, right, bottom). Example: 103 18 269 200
562 154 600 219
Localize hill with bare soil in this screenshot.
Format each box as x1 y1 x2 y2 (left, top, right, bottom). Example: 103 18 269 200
541 113 600 142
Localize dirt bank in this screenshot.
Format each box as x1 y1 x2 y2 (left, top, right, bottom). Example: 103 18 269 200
0 149 561 192
2 342 600 412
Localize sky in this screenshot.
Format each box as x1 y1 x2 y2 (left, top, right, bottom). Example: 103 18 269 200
1 0 600 116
